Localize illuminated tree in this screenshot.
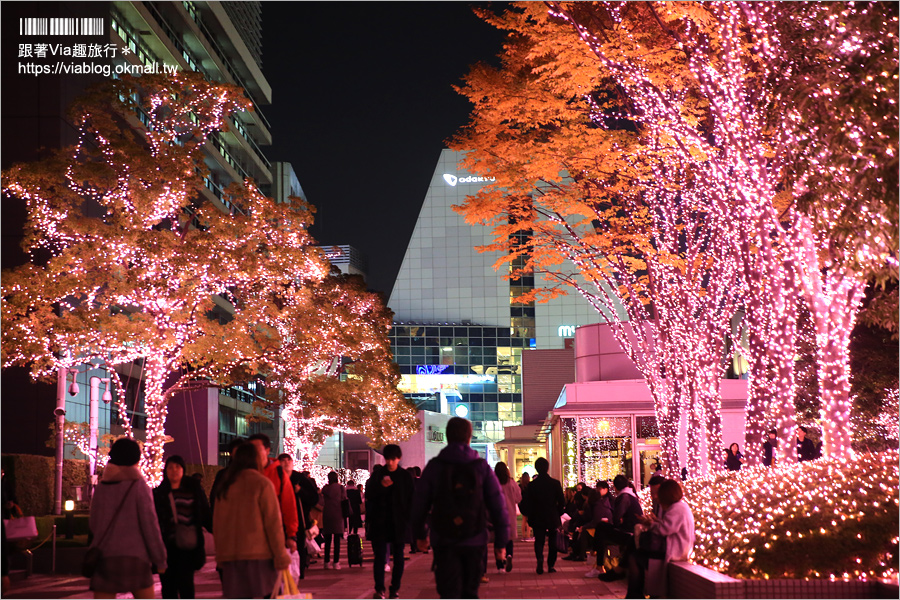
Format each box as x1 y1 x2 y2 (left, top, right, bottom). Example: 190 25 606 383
1 73 330 482
452 3 747 475
258 273 420 469
454 2 897 469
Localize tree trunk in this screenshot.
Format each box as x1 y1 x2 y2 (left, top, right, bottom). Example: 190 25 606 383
141 354 171 486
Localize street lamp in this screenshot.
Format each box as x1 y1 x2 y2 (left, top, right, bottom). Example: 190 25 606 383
54 367 80 515
64 500 75 539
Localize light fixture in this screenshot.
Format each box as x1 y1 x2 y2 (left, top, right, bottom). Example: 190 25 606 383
455 404 469 418
64 500 75 512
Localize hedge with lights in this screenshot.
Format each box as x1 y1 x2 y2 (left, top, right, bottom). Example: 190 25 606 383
646 451 899 581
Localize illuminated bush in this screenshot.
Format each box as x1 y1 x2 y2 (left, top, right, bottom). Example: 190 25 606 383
642 451 898 580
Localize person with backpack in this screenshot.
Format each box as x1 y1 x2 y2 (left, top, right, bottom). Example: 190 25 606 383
365 444 414 599
411 417 509 599
520 457 565 575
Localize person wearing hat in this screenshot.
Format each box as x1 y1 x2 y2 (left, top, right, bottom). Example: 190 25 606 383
153 455 211 598
89 437 168 599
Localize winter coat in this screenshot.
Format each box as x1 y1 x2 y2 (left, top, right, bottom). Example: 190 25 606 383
346 486 364 529
521 472 565 530
498 477 522 542
583 494 613 530
152 475 211 571
213 468 290 570
262 459 299 539
762 439 777 467
612 487 643 532
320 482 347 536
796 437 816 462
725 449 743 471
645 500 696 597
411 442 509 549
89 464 168 573
365 466 414 543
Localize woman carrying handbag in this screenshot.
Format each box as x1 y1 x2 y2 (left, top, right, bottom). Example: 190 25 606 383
87 438 168 599
153 455 211 599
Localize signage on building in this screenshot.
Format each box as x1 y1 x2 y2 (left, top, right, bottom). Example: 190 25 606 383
558 325 576 337
442 173 496 187
416 364 450 375
426 426 445 443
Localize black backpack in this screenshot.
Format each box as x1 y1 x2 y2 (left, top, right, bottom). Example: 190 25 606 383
430 458 487 541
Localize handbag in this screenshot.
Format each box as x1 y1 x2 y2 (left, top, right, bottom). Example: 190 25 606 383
637 529 667 560
3 516 38 541
82 480 137 578
271 568 311 599
167 492 199 550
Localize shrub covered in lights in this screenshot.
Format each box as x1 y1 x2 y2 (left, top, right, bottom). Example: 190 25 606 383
641 451 899 580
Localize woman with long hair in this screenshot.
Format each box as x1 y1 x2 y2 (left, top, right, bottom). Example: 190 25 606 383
153 455 211 599
213 442 290 598
88 437 167 599
725 443 745 471
493 462 521 572
320 471 347 570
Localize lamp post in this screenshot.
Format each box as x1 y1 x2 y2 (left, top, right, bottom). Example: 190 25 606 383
64 499 75 539
54 367 79 516
88 376 111 486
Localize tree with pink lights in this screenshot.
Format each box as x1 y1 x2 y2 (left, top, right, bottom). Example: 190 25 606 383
452 3 747 475
2 73 331 483
453 1 897 472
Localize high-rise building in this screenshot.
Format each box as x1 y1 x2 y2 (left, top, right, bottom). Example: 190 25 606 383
387 149 609 457
1 2 279 466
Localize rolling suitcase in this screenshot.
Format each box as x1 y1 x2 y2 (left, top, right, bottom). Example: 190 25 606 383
347 533 364 566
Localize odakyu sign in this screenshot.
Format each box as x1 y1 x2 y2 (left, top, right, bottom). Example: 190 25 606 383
443 173 496 186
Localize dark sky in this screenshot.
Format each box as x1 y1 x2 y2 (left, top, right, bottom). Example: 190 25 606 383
262 2 506 299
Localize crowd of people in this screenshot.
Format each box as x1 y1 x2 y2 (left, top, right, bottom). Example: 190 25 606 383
80 417 736 599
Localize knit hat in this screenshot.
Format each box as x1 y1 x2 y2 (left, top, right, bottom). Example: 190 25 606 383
108 437 141 466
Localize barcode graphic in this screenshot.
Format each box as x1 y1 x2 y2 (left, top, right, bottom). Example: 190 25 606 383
19 18 105 36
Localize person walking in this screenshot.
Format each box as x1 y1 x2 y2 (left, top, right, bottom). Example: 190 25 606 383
346 480 364 536
520 457 565 575
248 435 299 552
88 437 167 599
213 442 290 598
320 471 347 570
153 455 211 599
411 417 509 599
493 462 521 573
518 472 532 541
365 444 414 599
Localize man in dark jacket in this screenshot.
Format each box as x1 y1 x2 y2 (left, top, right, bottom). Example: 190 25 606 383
763 429 778 467
366 444 415 600
597 474 644 582
411 417 509 599
521 457 565 574
796 426 817 462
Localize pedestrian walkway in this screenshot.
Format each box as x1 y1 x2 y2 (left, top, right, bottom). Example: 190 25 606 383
4 538 626 599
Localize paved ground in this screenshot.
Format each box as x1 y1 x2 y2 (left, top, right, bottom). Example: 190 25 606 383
5 537 627 599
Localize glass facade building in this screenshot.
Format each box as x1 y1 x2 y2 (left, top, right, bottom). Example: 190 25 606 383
388 150 608 452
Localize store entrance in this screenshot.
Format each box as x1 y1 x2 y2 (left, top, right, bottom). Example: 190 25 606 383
636 444 661 489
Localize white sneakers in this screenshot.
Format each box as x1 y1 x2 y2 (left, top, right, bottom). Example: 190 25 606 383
584 568 601 578
325 562 342 570
385 563 391 572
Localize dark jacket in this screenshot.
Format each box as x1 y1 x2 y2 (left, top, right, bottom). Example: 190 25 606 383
411 442 509 549
291 471 319 530
762 439 777 467
521 472 565 530
152 476 211 570
366 465 414 542
797 437 816 462
584 495 613 529
612 488 643 532
725 449 743 471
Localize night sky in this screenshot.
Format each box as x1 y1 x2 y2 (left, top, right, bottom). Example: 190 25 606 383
262 2 506 299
